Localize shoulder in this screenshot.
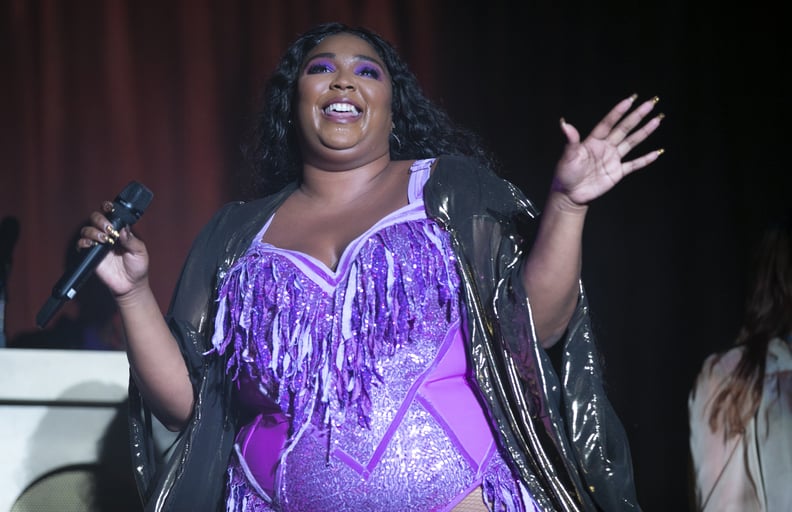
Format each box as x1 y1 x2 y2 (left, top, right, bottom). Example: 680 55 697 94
426 155 538 220
705 347 745 379
187 185 295 264
690 347 745 404
765 336 792 373
212 189 293 223
203 186 295 235
430 155 494 184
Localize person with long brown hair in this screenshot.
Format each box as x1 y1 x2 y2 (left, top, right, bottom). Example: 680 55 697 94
689 211 792 511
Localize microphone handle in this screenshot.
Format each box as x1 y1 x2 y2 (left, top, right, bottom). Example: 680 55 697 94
35 296 64 331
35 221 118 329
53 241 112 301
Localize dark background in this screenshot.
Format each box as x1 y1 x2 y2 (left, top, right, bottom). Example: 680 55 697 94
2 1 789 510
436 2 790 508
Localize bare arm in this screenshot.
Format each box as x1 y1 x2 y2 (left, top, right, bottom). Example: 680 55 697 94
80 206 194 430
523 94 664 347
521 192 586 347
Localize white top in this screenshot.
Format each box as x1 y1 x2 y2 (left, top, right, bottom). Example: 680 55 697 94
688 336 792 511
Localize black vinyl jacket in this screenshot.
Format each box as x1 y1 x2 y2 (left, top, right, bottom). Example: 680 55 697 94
129 155 641 511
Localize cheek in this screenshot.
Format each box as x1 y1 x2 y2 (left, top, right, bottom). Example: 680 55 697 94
380 92 394 125
295 82 321 122
365 84 392 114
296 76 326 104
376 81 392 102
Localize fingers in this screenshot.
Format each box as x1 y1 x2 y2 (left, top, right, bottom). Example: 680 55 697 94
588 94 660 146
559 117 581 145
564 93 664 155
617 111 664 158
589 93 640 140
78 204 121 249
608 95 660 148
623 148 665 175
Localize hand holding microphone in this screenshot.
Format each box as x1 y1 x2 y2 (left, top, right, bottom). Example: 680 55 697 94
36 182 153 328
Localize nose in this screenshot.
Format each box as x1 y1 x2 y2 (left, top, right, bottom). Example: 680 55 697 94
330 70 355 91
331 81 355 91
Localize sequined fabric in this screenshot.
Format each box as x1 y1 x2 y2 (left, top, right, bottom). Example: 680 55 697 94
211 160 531 511
211 210 459 439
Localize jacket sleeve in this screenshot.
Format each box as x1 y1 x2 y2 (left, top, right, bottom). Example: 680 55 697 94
129 190 293 512
424 155 641 511
128 201 246 511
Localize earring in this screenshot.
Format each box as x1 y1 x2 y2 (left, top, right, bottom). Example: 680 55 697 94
390 121 401 148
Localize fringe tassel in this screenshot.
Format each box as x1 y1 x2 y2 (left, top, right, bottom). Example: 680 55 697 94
210 219 460 448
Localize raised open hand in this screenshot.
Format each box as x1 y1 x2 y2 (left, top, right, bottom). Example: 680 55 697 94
553 94 664 206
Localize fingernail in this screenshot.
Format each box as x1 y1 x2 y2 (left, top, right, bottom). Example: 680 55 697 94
657 113 665 120
652 96 660 104
106 225 120 238
657 148 665 156
560 117 567 126
629 93 638 102
103 201 115 213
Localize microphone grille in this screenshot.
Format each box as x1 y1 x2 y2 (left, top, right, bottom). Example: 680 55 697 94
117 181 154 215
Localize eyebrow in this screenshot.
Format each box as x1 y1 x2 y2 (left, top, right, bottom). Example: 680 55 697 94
306 52 384 68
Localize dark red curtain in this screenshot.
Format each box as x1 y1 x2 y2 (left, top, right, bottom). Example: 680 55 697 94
1 0 438 341
3 1 790 510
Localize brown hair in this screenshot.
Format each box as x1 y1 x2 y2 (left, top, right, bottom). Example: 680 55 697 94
708 211 792 436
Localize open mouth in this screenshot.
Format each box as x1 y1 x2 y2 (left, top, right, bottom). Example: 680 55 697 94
323 102 362 117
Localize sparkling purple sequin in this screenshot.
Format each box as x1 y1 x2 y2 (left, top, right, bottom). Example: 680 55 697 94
211 160 532 511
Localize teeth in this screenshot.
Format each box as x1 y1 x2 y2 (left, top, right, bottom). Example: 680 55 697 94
325 103 359 115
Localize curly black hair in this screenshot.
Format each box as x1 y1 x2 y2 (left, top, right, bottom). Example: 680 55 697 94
242 22 496 196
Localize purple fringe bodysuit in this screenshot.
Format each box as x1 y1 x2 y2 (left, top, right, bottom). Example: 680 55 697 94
211 159 538 511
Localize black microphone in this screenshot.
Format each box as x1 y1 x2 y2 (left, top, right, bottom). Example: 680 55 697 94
36 181 153 329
